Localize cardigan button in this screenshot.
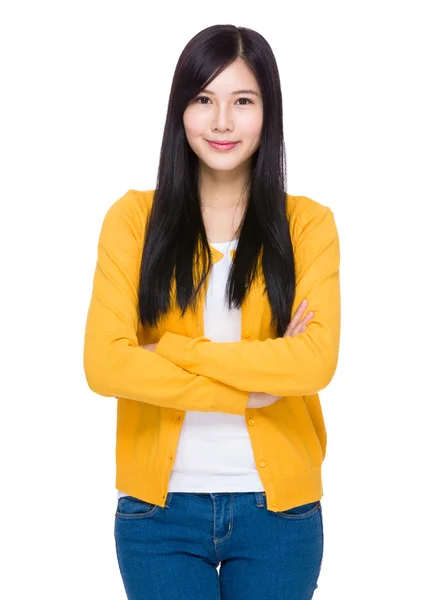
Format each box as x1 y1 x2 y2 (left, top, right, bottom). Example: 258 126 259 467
259 461 266 467
243 330 251 339
248 419 255 426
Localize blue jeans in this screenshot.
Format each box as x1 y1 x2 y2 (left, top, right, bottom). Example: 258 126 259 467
114 492 323 599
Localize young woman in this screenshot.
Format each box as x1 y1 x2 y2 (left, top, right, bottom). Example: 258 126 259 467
84 23 341 600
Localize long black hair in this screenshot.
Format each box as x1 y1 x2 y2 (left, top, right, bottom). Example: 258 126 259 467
139 24 295 338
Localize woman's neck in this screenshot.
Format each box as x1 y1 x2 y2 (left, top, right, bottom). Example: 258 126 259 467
198 164 249 209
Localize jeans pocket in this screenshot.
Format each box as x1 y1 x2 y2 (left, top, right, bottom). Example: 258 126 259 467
274 500 321 520
115 495 161 519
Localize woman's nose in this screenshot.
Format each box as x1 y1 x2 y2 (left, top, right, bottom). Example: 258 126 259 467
212 104 233 131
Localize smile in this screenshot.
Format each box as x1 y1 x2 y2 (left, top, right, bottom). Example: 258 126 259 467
207 141 240 151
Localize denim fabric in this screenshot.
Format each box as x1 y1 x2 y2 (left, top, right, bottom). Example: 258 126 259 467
114 492 323 599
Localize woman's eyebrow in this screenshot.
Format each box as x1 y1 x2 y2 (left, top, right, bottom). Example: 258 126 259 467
201 88 261 97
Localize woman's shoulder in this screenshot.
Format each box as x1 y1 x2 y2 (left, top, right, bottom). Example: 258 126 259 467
102 188 155 229
97 189 155 246
108 188 155 215
287 194 338 249
286 193 337 246
286 193 332 222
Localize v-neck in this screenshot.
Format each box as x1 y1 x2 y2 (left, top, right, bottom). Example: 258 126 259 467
208 238 238 264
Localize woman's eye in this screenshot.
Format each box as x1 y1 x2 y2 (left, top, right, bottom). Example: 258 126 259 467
194 96 252 105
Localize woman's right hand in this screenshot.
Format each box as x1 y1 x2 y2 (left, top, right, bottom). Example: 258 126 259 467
246 299 314 409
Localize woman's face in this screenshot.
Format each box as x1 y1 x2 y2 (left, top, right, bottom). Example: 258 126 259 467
183 57 263 174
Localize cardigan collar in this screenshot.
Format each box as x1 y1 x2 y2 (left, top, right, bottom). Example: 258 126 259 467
210 247 237 264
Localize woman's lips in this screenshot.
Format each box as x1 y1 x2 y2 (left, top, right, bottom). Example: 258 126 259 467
207 140 240 151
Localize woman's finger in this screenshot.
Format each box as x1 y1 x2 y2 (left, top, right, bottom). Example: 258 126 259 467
288 321 305 336
302 311 314 324
286 309 313 331
285 311 314 337
287 299 308 332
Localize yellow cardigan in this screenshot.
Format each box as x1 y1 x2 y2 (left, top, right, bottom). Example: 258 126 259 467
83 189 341 512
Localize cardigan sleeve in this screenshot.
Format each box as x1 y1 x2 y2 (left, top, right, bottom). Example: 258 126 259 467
83 192 249 416
155 205 341 397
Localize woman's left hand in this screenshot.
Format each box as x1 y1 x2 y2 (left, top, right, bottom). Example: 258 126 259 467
140 343 158 352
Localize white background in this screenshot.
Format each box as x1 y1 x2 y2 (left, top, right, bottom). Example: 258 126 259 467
1 1 434 598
